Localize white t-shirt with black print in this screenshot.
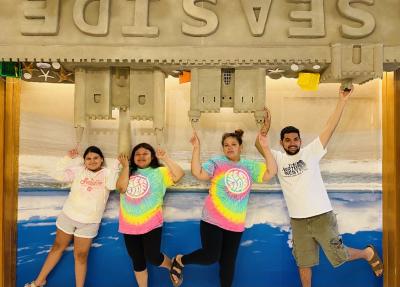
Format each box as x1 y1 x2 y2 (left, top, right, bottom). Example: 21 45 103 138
272 137 332 219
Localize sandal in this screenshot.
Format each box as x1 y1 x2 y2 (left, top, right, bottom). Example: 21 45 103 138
367 244 383 277
169 257 184 287
24 281 46 287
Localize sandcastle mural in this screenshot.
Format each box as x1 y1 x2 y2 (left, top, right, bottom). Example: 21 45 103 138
16 78 382 287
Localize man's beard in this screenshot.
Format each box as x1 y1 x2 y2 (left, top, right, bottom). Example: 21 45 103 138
284 146 300 155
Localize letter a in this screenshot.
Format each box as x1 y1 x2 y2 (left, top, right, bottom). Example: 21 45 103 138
240 0 272 36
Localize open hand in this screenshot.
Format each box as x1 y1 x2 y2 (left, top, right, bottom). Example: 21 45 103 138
67 148 79 159
118 154 129 168
156 147 167 160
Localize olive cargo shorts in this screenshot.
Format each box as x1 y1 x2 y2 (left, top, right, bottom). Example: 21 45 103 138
290 211 349 268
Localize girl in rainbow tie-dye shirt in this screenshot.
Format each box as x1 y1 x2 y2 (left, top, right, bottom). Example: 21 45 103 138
170 127 277 287
116 142 184 287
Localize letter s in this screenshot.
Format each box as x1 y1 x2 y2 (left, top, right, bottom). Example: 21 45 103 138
182 0 218 36
337 0 375 39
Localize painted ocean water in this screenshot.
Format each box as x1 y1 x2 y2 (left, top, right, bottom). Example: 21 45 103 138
17 189 382 287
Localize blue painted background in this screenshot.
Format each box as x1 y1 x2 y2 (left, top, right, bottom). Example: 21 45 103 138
17 190 382 287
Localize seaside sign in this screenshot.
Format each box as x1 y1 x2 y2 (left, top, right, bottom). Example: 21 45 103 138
1 0 397 84
18 0 376 39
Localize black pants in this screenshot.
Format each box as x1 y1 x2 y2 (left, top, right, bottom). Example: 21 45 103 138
181 221 243 287
123 227 165 272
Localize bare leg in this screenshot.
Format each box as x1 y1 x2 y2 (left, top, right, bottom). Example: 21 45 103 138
347 246 383 276
299 267 312 287
347 246 372 261
33 229 73 286
73 236 92 287
133 253 170 287
160 253 172 270
134 269 148 287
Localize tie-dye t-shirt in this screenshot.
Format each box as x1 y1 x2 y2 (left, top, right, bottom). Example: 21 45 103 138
201 156 266 232
119 166 174 235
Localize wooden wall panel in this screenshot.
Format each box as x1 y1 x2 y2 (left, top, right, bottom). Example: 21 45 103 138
0 78 5 287
382 72 400 287
0 78 20 287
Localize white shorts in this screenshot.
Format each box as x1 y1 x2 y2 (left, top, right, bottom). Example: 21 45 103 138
56 212 100 239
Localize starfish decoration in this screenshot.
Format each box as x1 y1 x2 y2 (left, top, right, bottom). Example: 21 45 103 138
267 68 285 74
22 62 36 74
267 67 286 79
56 66 74 83
38 68 55 82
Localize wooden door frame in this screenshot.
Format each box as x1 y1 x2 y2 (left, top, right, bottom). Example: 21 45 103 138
0 74 400 286
382 72 400 287
0 77 20 287
0 76 5 287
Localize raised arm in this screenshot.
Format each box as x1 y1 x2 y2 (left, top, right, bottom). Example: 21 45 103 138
156 148 185 183
190 131 211 181
255 107 271 156
258 132 277 182
254 109 277 181
319 86 353 148
52 147 82 182
116 154 129 193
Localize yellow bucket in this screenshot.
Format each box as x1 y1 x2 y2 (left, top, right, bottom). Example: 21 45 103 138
297 73 320 91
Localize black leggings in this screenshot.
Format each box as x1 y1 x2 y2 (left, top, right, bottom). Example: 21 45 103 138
123 227 165 272
181 221 243 287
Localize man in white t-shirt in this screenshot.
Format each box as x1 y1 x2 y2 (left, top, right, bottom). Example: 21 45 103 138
256 87 383 287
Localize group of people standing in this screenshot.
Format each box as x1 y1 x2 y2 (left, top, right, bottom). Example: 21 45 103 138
25 86 383 287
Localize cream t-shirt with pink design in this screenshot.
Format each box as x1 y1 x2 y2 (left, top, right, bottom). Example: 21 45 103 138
201 155 266 232
119 166 174 235
55 156 119 223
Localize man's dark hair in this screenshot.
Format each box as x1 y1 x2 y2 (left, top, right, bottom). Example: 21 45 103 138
280 126 300 141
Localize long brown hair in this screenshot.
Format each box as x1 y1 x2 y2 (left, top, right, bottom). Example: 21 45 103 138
129 143 162 174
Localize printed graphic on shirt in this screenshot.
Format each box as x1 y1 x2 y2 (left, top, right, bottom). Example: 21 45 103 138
225 168 251 195
80 178 104 192
126 174 150 199
78 169 106 193
282 160 307 177
201 156 266 232
62 167 113 223
119 167 174 234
